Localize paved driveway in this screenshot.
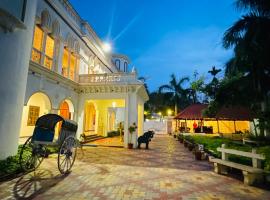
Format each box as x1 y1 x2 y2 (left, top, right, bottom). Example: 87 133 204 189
0 135 269 200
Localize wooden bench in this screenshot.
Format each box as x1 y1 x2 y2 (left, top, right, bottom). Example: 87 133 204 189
209 144 265 185
242 138 259 146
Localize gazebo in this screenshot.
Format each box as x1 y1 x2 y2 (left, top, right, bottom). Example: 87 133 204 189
174 104 253 135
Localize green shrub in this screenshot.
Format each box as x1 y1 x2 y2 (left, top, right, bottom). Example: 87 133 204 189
0 145 24 176
257 146 270 171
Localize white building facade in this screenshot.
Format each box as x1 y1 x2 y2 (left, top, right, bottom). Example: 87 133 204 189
0 0 148 159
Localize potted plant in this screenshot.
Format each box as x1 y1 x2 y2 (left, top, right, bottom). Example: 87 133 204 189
178 134 184 143
188 143 194 151
128 122 137 149
194 144 204 160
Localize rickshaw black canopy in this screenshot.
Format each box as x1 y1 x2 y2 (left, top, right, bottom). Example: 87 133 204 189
35 114 78 132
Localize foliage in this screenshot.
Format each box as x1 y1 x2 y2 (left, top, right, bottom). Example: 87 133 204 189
144 92 175 117
107 130 120 137
0 145 25 177
183 135 270 170
218 0 270 136
128 123 137 134
188 71 205 103
159 74 190 115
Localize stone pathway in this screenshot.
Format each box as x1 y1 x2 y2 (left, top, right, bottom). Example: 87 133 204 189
0 135 269 199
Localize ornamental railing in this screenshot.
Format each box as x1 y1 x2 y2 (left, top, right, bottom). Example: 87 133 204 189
79 73 138 84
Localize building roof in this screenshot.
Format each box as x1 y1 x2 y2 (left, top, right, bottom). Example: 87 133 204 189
175 104 253 121
175 104 208 120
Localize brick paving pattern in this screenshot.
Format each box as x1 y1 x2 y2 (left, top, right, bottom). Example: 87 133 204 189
0 134 269 199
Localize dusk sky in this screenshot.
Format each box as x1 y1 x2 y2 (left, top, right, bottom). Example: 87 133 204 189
70 0 242 91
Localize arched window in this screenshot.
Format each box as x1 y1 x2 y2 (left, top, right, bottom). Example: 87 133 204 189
124 62 128 72
31 25 55 70
115 59 120 70
62 47 78 81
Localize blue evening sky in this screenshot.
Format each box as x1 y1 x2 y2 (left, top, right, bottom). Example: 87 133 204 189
69 0 241 91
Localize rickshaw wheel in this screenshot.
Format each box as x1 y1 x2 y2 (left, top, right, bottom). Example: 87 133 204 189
58 135 77 174
19 136 46 172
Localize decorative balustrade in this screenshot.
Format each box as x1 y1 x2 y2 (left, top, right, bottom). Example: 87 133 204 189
79 73 139 84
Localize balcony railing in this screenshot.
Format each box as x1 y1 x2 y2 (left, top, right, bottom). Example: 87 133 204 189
79 73 139 84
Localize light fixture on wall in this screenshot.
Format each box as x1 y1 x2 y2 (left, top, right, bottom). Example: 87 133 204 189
112 102 116 108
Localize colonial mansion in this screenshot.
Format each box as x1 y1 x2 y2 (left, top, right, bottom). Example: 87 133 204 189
0 0 148 159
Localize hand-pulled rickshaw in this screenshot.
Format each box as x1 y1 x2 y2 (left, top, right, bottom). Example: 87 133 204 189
19 114 78 174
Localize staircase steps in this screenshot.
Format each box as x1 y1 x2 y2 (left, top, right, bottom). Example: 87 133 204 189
81 134 105 144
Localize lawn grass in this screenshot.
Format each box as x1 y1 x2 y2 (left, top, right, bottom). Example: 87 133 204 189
182 134 270 171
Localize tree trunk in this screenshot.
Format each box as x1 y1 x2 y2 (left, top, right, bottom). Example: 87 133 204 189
175 104 178 116
252 119 258 137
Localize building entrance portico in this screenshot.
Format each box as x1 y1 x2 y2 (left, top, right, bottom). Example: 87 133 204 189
77 82 148 148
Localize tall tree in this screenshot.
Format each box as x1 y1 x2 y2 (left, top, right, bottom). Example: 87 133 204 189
159 74 190 115
188 71 205 103
221 0 270 136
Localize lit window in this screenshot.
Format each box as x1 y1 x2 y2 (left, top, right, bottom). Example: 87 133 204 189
62 48 69 78
70 53 76 80
32 26 43 50
31 25 55 70
62 48 77 81
31 26 43 64
27 106 40 126
44 35 54 69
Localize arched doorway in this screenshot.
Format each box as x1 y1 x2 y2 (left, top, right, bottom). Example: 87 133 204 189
59 101 70 119
84 102 96 135
59 99 74 120
20 92 51 139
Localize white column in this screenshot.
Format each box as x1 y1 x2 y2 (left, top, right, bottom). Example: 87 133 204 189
56 40 64 74
0 0 37 159
124 92 138 148
124 93 130 148
76 96 85 139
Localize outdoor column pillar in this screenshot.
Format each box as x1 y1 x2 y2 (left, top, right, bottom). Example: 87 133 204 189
124 91 138 148
217 119 220 133
56 39 64 74
124 93 130 148
76 96 85 139
0 1 38 159
50 108 59 114
185 119 187 132
234 120 237 133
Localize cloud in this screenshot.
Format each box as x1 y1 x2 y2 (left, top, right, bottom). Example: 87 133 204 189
133 27 233 91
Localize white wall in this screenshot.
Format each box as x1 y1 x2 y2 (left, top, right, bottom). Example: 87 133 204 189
144 121 166 134
20 92 51 137
0 0 37 159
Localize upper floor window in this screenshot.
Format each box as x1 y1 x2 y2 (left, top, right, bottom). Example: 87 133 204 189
115 59 120 70
44 35 54 69
62 47 77 81
31 26 43 64
31 25 55 70
124 62 128 72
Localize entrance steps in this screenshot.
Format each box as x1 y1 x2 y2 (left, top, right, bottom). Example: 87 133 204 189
81 134 105 144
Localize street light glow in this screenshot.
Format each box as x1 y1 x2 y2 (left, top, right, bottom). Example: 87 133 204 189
167 109 172 116
102 42 112 53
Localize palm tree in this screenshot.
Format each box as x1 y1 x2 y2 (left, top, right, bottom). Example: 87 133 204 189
159 74 189 115
222 0 270 136
208 66 221 78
